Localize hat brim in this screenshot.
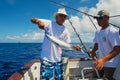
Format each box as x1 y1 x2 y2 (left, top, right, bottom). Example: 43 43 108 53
54 13 68 18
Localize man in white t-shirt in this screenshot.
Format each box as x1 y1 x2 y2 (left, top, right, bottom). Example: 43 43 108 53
92 10 120 80
31 8 81 80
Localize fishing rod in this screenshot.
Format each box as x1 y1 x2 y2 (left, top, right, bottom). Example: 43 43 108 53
110 15 120 18
109 23 120 34
88 16 120 29
49 0 120 55
67 19 91 57
49 0 120 28
88 16 97 30
109 23 120 28
49 0 94 18
49 0 120 19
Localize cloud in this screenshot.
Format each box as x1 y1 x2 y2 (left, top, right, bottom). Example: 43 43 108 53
64 0 120 43
78 7 89 12
64 15 97 42
89 0 120 25
5 31 45 42
2 0 120 43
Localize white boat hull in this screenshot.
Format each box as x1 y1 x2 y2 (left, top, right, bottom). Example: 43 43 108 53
8 58 120 80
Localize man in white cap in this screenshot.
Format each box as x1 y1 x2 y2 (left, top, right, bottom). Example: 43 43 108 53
31 8 81 80
92 10 120 80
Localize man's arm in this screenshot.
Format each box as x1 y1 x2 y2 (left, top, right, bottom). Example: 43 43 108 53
31 18 45 30
102 46 120 62
94 46 120 70
91 43 98 60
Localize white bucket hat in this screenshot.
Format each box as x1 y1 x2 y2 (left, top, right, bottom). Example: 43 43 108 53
54 8 68 18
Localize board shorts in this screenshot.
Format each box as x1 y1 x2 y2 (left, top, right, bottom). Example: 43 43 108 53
40 59 64 80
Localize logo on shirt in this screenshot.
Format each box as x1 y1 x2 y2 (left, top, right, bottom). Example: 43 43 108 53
102 37 106 42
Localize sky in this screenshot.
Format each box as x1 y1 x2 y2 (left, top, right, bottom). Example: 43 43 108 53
0 0 120 43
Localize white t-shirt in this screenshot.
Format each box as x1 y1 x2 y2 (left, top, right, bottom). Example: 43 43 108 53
39 19 71 62
94 25 120 67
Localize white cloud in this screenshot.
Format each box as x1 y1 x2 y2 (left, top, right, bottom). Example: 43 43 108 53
64 0 120 43
2 0 120 43
89 0 120 25
78 7 89 12
5 31 45 42
64 15 97 42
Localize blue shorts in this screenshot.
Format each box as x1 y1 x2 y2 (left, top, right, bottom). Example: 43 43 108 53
40 59 64 80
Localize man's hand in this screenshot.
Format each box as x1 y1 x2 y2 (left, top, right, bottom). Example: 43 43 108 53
73 45 81 51
31 18 45 30
94 58 105 70
94 46 120 70
91 52 97 60
31 18 38 24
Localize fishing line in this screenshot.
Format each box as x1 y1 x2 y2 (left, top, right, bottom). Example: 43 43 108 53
67 19 91 57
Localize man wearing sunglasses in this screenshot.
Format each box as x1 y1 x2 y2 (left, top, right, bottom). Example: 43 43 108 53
92 10 120 80
31 8 81 80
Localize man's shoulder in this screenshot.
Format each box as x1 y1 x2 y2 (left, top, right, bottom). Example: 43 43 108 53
108 25 119 33
96 27 101 33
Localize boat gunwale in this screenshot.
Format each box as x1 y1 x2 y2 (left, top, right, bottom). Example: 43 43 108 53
8 59 40 80
8 58 93 80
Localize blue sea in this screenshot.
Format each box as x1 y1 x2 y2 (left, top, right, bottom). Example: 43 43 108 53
0 43 93 80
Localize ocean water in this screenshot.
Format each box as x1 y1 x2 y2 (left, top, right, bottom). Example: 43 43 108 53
0 43 93 80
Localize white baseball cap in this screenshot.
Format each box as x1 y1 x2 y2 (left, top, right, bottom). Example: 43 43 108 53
96 10 109 17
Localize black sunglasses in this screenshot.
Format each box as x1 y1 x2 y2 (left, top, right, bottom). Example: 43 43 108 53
94 16 104 20
58 14 67 18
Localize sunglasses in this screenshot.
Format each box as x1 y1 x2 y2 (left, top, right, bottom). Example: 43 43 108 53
58 14 67 18
94 16 104 20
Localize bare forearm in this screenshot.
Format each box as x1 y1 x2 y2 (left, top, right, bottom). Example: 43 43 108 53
102 46 120 62
37 20 45 30
91 43 98 60
31 18 45 30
